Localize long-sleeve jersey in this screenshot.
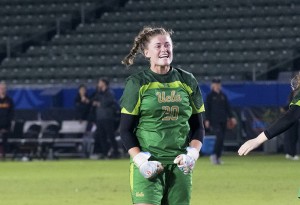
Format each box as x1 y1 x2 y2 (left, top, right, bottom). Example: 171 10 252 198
265 90 300 139
120 67 205 164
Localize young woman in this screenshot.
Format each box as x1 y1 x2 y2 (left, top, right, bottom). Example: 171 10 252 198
238 73 300 156
120 26 205 205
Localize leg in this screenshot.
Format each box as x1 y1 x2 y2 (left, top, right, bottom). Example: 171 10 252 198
103 119 120 157
290 122 299 157
212 122 226 159
163 164 192 205
0 132 8 159
284 122 298 157
96 121 109 158
130 163 163 205
284 130 291 156
93 122 103 155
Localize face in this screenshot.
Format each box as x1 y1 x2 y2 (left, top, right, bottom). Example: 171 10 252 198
211 83 221 92
79 86 86 95
144 34 173 67
97 80 107 91
0 83 7 97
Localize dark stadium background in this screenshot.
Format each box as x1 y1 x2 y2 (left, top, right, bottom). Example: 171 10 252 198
0 0 300 157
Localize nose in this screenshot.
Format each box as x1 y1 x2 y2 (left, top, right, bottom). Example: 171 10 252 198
161 45 168 52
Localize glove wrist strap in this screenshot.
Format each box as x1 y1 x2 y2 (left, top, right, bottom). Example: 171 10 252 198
133 152 151 168
187 147 199 161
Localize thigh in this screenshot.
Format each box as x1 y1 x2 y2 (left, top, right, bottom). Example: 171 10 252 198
103 120 115 137
164 165 192 205
96 121 105 136
130 163 163 205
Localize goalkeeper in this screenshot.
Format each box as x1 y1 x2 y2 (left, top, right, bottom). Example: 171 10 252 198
120 26 205 205
239 72 300 156
121 27 204 205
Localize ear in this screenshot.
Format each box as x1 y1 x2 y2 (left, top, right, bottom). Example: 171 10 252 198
144 48 150 58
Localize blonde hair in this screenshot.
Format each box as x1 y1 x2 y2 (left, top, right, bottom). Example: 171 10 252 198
291 72 300 91
121 26 173 67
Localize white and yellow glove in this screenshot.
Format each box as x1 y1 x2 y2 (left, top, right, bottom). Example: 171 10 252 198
174 147 199 174
133 152 164 179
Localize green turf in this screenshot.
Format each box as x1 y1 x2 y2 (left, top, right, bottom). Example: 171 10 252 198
0 154 299 205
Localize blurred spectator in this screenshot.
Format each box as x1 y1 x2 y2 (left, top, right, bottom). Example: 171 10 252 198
281 90 299 160
205 78 236 165
75 84 91 121
0 82 14 160
90 78 120 158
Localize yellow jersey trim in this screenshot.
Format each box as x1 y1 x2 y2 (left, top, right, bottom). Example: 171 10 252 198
121 81 204 115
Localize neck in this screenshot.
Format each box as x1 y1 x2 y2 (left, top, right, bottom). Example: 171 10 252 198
150 65 170 74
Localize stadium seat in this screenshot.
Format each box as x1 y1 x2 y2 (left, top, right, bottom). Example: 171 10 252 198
0 0 299 83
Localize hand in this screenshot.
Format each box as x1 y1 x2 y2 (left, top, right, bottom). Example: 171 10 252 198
204 120 210 128
81 97 89 103
174 147 199 174
92 101 100 107
238 132 268 156
231 118 237 126
133 152 164 179
227 117 237 129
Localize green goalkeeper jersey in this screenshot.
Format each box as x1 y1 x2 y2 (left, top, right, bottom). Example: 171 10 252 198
120 67 205 164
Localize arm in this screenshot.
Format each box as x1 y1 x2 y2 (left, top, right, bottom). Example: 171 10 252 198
224 95 237 127
120 113 163 178
8 98 14 124
174 113 204 174
264 105 300 139
119 113 140 154
75 95 85 106
188 113 205 151
224 94 233 118
238 105 300 156
204 94 212 128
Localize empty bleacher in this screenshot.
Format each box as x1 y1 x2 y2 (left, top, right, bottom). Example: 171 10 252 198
0 0 299 84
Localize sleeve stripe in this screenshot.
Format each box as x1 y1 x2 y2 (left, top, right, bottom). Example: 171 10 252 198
290 101 300 107
192 104 205 114
121 107 139 115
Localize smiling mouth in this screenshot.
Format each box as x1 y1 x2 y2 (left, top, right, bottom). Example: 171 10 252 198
159 55 169 59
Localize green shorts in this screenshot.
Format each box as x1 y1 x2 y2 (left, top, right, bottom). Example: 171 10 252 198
129 163 192 205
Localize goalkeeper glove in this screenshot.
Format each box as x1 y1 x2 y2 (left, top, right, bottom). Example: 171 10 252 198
133 152 164 179
173 147 199 174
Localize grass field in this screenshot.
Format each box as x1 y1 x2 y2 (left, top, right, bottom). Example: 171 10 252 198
0 154 299 205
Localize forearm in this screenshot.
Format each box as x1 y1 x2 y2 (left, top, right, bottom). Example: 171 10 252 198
255 132 268 144
188 113 205 143
189 139 202 151
128 147 141 158
120 114 140 151
226 101 234 118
